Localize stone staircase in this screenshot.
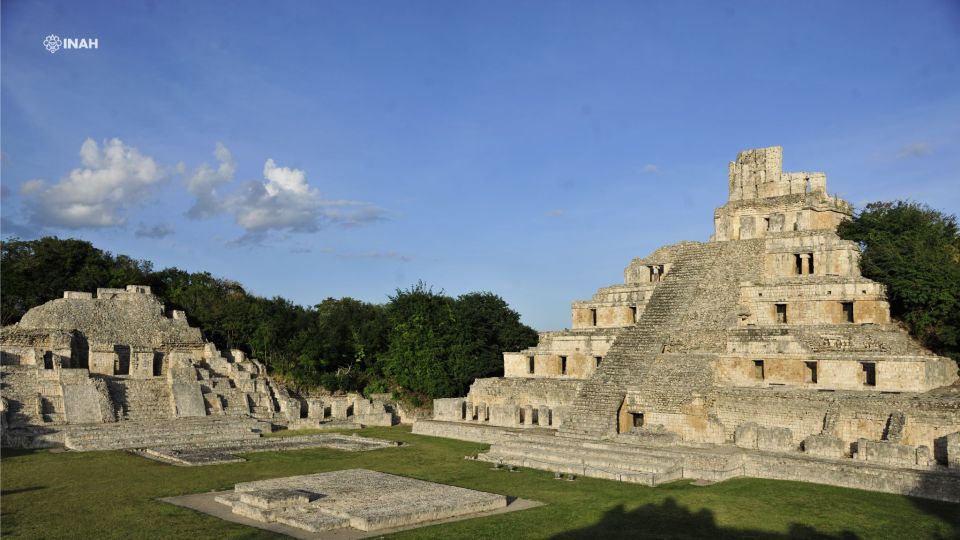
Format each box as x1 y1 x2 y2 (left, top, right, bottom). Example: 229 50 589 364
560 242 723 438
560 240 765 439
105 377 174 421
1 365 43 426
478 433 683 485
61 416 268 451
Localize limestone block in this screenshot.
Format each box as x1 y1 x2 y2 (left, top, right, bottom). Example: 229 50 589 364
757 426 794 452
63 381 106 423
538 406 551 426
802 434 845 459
856 439 918 467
171 380 207 417
307 398 325 419
240 488 315 510
279 397 300 422
130 351 156 378
356 412 393 427
488 404 519 426
88 350 116 376
168 366 197 382
734 422 758 449
353 399 377 416
330 399 351 419
947 432 960 469
916 446 933 467
432 398 464 421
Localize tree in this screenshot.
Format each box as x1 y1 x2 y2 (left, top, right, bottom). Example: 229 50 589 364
449 292 539 395
380 283 539 401
1 237 539 398
838 201 960 362
1 237 151 325
381 282 457 400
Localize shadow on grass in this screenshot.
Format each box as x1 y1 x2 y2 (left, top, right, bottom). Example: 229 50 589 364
908 468 960 540
0 486 45 495
551 498 860 540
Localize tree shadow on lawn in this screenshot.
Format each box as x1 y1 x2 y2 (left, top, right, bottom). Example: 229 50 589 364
908 467 960 540
551 498 861 540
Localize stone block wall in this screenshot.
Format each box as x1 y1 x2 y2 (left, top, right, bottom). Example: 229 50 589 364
762 233 861 278
429 378 580 429
503 330 617 379
715 356 951 393
740 283 889 326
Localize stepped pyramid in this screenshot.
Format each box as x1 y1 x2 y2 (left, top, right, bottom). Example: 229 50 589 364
415 147 960 501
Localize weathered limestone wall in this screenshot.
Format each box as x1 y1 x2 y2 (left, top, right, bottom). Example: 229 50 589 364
715 356 955 393
430 378 580 429
715 147 851 242
710 388 960 453
762 233 861 278
1 286 292 443
503 330 617 379
740 283 890 325
743 452 960 503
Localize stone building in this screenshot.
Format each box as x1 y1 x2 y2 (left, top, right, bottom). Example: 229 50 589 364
415 147 960 501
0 286 391 449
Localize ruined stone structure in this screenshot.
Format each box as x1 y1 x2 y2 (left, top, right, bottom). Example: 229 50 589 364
198 469 509 534
416 147 960 501
0 286 392 450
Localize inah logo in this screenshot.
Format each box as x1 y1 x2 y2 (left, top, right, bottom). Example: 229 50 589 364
43 34 61 53
43 34 98 54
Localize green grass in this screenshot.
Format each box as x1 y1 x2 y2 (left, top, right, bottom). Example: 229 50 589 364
1 426 957 539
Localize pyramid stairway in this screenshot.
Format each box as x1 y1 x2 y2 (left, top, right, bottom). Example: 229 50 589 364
561 241 737 438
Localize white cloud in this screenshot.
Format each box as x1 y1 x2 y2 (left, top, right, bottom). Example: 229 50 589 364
134 222 175 239
185 142 235 218
895 143 931 159
641 164 659 174
183 144 387 243
23 138 164 229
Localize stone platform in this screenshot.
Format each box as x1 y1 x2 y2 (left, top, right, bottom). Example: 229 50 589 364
164 469 534 538
473 430 960 502
135 433 400 465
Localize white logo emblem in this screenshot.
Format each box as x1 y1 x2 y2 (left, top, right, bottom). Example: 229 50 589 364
43 34 62 53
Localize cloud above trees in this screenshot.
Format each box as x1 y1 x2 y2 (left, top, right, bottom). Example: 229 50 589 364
188 144 387 244
14 139 386 243
22 138 165 229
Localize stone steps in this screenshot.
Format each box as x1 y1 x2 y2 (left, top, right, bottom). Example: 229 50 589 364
562 243 720 436
62 417 267 451
105 378 174 421
561 240 765 438
0 365 43 425
478 435 683 486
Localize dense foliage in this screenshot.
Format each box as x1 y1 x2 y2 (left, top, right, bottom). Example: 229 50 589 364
838 201 960 362
0 237 538 399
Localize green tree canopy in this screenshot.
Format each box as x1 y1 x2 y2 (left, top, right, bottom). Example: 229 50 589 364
1 237 152 325
1 237 538 400
838 201 960 362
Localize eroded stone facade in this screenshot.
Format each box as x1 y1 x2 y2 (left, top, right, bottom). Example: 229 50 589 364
0 286 393 449
417 147 960 501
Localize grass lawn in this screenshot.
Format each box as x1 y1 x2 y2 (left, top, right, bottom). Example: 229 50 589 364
1 426 957 539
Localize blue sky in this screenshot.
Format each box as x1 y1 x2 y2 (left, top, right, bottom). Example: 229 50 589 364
2 1 959 330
